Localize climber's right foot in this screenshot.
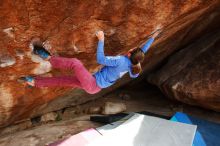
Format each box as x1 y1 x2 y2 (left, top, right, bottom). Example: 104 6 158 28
33 45 51 60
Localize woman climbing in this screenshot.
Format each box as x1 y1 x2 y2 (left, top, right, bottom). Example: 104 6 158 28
19 30 161 94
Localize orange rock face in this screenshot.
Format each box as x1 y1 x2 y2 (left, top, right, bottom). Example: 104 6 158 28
0 0 219 127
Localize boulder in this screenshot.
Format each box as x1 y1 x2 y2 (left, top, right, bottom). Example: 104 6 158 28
0 0 219 127
148 31 220 111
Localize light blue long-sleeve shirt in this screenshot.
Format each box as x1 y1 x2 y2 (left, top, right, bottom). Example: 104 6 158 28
141 38 154 53
93 38 154 88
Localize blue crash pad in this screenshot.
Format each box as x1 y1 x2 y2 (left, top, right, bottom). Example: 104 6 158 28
171 112 220 146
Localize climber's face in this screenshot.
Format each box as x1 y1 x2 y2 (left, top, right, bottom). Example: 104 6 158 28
131 62 142 74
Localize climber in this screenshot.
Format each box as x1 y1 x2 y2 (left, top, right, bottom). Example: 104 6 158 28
18 29 161 94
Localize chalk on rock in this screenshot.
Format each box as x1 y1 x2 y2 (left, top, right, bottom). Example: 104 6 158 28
106 28 116 36
32 60 52 75
102 102 126 115
3 27 15 38
15 49 25 60
43 40 52 51
0 54 16 67
41 112 58 122
88 106 101 114
29 37 43 51
72 44 83 54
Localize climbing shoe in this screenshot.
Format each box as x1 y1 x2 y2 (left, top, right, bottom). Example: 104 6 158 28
18 76 35 87
33 45 51 60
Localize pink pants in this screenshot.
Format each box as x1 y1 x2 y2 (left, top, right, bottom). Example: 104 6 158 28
35 56 101 94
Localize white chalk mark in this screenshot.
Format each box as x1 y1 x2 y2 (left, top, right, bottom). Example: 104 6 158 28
32 61 52 75
29 42 34 51
0 84 13 108
15 49 25 60
3 27 15 38
73 44 83 54
0 55 16 68
0 84 13 122
106 28 116 36
43 40 52 51
27 52 52 75
172 82 182 91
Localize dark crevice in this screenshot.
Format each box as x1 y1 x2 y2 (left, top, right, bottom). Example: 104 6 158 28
30 116 41 125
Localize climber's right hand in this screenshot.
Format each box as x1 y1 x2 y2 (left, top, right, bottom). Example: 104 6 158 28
151 24 163 39
152 30 161 39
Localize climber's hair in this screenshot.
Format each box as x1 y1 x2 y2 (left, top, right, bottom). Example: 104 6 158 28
130 48 145 74
130 48 145 65
131 63 142 75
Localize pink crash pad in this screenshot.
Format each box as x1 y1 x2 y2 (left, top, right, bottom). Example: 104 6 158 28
48 128 102 146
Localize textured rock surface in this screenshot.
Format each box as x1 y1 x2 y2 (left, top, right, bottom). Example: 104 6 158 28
148 31 220 111
0 119 99 146
1 85 220 146
0 0 219 127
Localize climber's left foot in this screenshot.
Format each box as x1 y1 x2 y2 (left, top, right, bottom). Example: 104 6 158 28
18 76 35 87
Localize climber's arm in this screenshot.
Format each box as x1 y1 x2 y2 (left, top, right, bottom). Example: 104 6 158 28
141 27 162 53
140 37 155 53
96 31 120 66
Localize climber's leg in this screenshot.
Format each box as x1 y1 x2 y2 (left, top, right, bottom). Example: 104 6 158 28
19 75 82 88
49 56 80 70
48 56 101 94
35 76 81 88
20 57 101 94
